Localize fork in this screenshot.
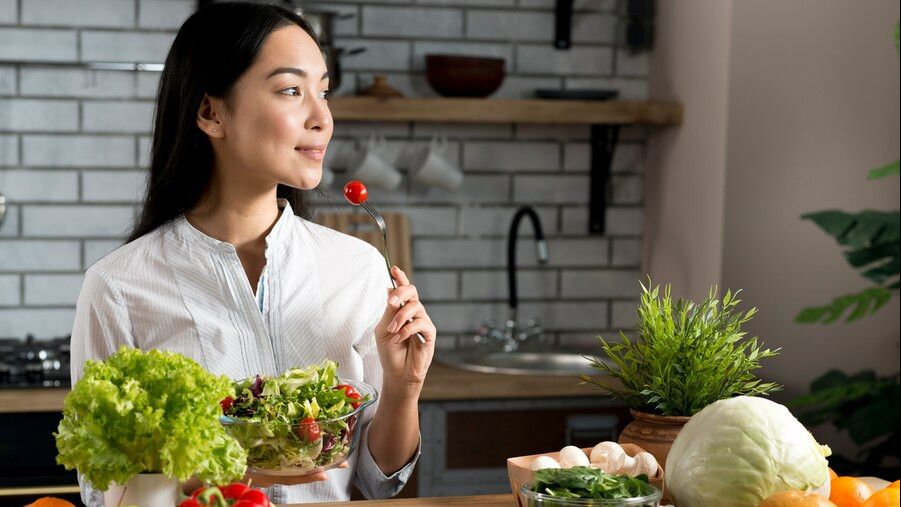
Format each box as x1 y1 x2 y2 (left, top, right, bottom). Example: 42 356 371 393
358 201 427 345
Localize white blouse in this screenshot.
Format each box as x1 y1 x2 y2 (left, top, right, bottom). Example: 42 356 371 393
70 199 420 505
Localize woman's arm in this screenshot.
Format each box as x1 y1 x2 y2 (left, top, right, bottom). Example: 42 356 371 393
365 383 422 475
368 266 437 475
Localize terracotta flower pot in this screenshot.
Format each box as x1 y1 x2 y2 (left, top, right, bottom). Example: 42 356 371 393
617 409 690 473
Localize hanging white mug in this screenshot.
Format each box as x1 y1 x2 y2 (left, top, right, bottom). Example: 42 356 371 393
347 135 402 191
411 135 463 191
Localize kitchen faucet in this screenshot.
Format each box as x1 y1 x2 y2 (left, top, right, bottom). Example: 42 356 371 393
473 206 550 352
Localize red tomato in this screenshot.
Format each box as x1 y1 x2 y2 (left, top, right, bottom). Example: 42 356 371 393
178 499 201 507
190 486 205 499
220 482 250 500
347 391 362 409
237 488 271 507
296 417 321 442
335 384 357 397
335 384 362 409
219 396 234 413
343 180 368 205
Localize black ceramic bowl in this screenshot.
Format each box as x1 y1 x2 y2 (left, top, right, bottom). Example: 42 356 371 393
425 54 505 97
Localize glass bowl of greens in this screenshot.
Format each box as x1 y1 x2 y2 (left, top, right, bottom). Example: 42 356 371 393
519 467 663 507
220 361 377 477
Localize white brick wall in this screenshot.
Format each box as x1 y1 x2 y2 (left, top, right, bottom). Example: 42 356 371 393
0 98 79 132
0 66 16 94
362 7 463 38
0 0 649 343
20 68 135 98
516 45 613 75
0 28 78 62
137 0 194 30
463 141 559 172
22 205 135 237
22 0 135 28
82 101 155 134
0 0 17 24
24 273 84 305
0 134 18 164
0 274 20 305
80 31 175 62
0 240 81 271
0 170 79 202
0 308 76 337
0 206 19 236
23 135 135 167
82 171 147 203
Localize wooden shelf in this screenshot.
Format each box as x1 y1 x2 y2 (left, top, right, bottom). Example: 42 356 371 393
328 96 683 235
329 97 682 125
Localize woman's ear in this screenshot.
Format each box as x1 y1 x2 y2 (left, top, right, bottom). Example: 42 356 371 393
196 93 225 139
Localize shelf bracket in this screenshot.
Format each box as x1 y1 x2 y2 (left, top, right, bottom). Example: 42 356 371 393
588 124 621 235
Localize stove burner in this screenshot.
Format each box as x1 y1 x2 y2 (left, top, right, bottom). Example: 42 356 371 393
0 335 71 389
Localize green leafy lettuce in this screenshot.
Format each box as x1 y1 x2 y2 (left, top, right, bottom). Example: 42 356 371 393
55 347 247 491
530 467 656 501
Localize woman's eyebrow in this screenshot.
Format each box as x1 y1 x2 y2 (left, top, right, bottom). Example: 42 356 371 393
266 67 329 80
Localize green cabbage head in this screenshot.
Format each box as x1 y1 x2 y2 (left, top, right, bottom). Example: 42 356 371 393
665 396 832 507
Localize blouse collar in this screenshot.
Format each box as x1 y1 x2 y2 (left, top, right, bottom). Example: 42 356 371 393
173 198 295 253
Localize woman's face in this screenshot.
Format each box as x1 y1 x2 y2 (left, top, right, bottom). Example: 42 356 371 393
212 24 333 191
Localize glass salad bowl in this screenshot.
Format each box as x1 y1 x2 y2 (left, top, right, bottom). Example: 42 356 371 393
519 484 663 507
220 365 377 478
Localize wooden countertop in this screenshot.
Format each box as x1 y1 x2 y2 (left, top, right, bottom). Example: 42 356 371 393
421 362 606 401
0 363 608 413
284 493 513 507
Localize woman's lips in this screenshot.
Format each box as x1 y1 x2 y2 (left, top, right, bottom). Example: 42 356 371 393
295 145 326 161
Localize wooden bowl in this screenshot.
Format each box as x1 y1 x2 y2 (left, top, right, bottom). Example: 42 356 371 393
507 443 665 507
425 54 505 97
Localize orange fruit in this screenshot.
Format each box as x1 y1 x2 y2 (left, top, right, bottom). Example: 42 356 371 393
831 477 875 507
759 490 837 507
25 498 76 507
829 468 839 480
862 487 900 507
889 481 900 490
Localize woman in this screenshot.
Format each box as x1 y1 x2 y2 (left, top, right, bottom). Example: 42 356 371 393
69 3 436 505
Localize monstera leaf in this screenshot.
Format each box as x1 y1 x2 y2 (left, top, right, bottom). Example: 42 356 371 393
797 210 900 323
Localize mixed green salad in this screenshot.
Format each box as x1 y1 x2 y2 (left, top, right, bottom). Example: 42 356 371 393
527 467 659 505
220 360 373 472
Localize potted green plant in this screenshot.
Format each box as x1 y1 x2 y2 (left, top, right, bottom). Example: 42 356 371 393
55 347 247 507
581 279 782 470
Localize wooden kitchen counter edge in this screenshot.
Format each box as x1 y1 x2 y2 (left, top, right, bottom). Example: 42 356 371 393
0 363 612 413
281 493 514 507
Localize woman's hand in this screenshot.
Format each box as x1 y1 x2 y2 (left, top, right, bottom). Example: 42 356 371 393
375 266 436 395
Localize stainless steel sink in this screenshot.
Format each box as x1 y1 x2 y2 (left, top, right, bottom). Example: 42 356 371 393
437 348 610 376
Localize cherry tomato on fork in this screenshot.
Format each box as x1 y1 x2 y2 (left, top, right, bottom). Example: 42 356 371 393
343 180 368 205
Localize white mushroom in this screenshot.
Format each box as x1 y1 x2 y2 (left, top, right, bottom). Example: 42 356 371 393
589 442 626 473
558 446 590 468
619 455 639 476
530 455 561 471
631 452 659 477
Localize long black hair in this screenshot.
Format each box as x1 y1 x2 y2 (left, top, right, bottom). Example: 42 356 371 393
128 2 318 243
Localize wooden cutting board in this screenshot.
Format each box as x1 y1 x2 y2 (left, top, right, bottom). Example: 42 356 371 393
315 211 413 278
